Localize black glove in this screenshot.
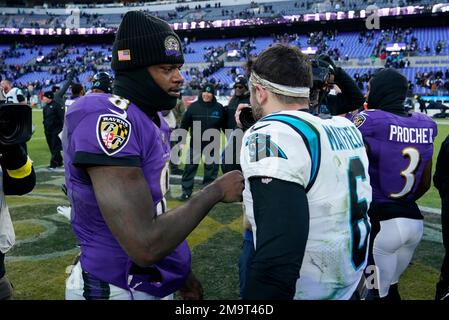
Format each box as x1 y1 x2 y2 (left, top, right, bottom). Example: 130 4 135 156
317 54 339 80
67 69 76 80
317 54 337 70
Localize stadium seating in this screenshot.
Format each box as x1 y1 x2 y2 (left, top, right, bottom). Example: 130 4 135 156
1 23 448 96
0 0 443 27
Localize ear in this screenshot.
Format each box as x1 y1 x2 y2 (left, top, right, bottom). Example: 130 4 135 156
255 84 268 105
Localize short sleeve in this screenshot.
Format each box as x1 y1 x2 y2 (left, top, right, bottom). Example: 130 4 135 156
240 121 313 189
72 111 142 167
353 111 374 138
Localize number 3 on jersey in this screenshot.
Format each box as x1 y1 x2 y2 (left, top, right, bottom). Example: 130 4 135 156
348 157 371 270
390 147 420 199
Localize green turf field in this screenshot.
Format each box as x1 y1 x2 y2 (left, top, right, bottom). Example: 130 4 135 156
3 110 448 300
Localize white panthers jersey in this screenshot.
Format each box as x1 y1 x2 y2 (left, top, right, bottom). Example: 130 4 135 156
240 110 372 300
4 87 24 103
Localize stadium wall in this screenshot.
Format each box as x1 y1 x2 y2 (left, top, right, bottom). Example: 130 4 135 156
0 0 287 14
0 11 448 45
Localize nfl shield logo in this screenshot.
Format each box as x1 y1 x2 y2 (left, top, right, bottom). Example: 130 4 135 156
96 114 132 155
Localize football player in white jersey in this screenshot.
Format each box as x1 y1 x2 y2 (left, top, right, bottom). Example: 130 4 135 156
240 44 372 300
0 80 25 104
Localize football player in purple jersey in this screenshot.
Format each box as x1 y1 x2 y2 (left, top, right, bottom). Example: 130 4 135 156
63 11 243 300
354 68 437 300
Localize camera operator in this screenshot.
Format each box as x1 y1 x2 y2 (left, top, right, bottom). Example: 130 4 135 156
221 76 250 174
309 55 365 117
0 105 36 299
224 75 250 135
232 55 365 128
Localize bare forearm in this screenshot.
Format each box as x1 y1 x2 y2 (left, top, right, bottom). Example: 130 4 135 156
89 166 242 267
149 184 224 261
90 166 224 266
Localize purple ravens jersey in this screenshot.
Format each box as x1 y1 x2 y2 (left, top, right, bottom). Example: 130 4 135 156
63 93 191 297
354 110 437 219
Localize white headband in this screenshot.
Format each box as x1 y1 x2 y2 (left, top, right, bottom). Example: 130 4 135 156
249 72 310 98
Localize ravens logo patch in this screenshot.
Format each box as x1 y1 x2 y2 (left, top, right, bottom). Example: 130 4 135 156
97 114 132 155
353 114 366 128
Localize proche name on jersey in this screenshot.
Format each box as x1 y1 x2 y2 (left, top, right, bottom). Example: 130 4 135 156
389 125 434 144
323 125 364 151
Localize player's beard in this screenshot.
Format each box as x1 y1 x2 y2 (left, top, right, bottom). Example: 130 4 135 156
250 94 264 122
252 103 264 122
113 68 178 116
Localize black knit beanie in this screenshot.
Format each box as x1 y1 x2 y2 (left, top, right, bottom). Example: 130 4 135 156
367 68 408 114
202 83 215 94
112 11 184 71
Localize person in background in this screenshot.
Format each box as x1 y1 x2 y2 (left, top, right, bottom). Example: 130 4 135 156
65 83 85 109
0 142 36 299
417 95 427 114
41 91 65 170
224 75 250 136
89 72 113 94
434 134 449 300
179 84 226 201
53 69 76 110
0 80 25 104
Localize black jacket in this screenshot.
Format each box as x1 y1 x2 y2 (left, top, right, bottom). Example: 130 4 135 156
54 71 75 109
224 92 250 130
325 67 365 115
434 134 449 198
180 95 226 145
43 100 65 133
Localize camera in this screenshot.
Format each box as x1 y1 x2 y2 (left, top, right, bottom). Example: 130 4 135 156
0 103 33 145
239 107 256 131
311 59 335 91
310 58 336 111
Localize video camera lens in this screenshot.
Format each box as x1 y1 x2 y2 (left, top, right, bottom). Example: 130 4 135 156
0 104 32 145
239 107 256 131
0 116 18 139
312 60 331 90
